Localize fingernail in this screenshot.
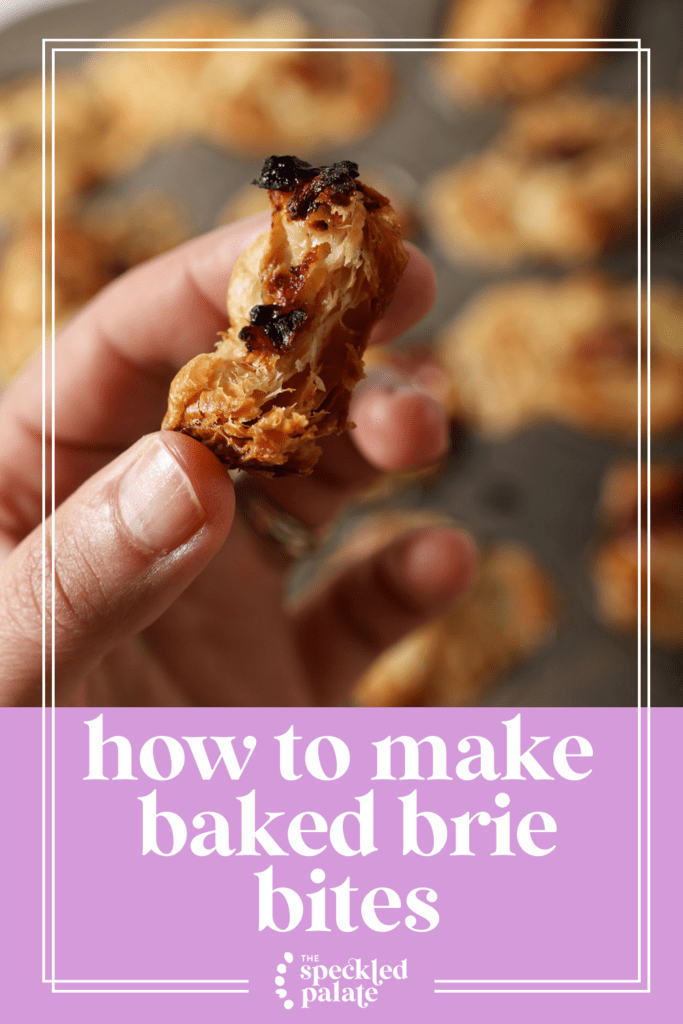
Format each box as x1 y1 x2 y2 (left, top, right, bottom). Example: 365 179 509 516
117 438 206 553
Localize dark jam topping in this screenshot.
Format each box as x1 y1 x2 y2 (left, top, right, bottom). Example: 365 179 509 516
253 155 361 220
288 160 360 220
238 304 307 353
252 155 320 191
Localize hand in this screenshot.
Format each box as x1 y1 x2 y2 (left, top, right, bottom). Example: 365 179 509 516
0 215 475 707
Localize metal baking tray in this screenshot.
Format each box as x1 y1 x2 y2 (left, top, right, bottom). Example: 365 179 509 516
1 0 681 705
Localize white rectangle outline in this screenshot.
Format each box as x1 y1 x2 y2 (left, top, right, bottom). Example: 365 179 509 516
434 44 651 995
40 36 650 997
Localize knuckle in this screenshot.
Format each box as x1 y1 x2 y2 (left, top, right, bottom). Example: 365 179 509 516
49 524 109 643
0 532 44 644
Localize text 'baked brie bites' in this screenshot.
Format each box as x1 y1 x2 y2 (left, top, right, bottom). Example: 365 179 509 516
434 0 615 108
163 156 409 475
437 275 683 440
592 464 683 647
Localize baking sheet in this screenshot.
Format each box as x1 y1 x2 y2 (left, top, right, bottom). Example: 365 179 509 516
1 0 681 705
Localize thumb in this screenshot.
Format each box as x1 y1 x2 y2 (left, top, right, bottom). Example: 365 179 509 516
0 432 234 706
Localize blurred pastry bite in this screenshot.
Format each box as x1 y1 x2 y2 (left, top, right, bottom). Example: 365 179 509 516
0 74 110 224
163 156 408 475
86 3 391 164
85 4 243 171
199 7 392 156
434 0 615 107
326 510 556 707
2 3 393 225
0 198 188 382
593 463 683 647
423 93 683 268
437 275 683 440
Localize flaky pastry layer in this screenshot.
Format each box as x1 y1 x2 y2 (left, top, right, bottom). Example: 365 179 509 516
163 157 408 475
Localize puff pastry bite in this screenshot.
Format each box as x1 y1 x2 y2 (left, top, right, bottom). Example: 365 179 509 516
0 199 187 382
327 511 556 707
437 275 683 440
85 4 391 165
196 7 391 156
423 93 683 268
0 74 109 224
163 156 408 475
592 463 683 647
434 0 615 107
85 4 243 172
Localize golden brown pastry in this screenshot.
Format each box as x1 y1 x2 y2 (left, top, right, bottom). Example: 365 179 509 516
84 4 243 173
326 511 556 706
0 74 110 224
85 4 391 164
434 0 615 107
163 157 408 475
592 463 683 647
197 7 392 156
438 275 683 439
0 198 188 382
423 93 683 268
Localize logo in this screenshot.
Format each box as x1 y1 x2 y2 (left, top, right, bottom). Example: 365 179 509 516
275 953 408 1010
274 951 295 1009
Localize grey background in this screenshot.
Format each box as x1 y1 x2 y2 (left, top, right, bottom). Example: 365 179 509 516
1 0 681 705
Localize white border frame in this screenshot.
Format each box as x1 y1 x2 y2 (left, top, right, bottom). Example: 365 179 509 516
41 34 651 999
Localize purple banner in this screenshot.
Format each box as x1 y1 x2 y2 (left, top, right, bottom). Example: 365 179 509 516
1 707 679 1021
